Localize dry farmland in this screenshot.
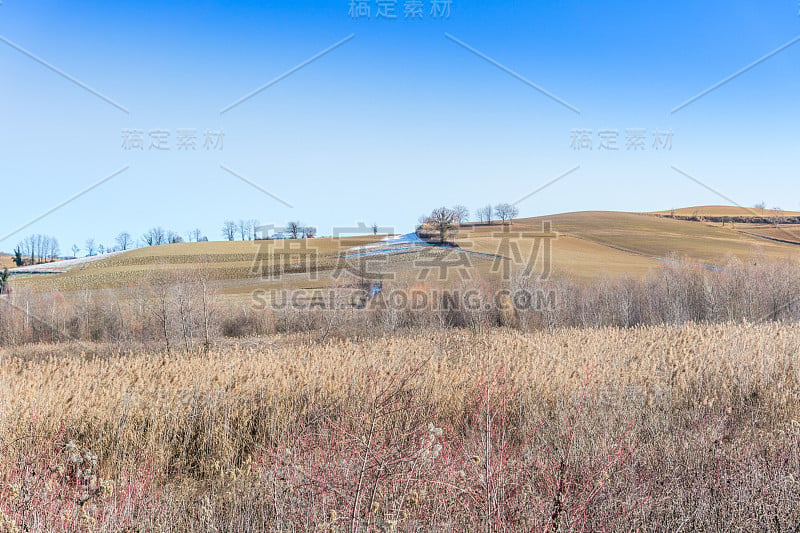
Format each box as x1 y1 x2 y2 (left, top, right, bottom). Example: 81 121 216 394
2 323 800 531
3 209 800 531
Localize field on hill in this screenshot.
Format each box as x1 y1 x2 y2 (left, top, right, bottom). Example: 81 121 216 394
2 323 799 531
0 255 15 270
738 225 800 245
2 208 800 531
651 205 800 218
9 210 800 298
459 211 799 280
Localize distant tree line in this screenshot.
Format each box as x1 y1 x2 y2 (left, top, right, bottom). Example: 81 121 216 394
13 235 60 266
417 203 520 244
221 219 261 241
8 214 369 265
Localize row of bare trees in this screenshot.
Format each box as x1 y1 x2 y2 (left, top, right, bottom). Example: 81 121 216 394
0 269 219 350
72 228 210 259
417 203 520 244
476 203 519 224
2 255 800 347
13 234 60 266
222 219 260 241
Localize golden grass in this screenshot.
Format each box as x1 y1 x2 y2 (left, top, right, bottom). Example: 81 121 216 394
0 255 15 270
735 225 800 245
1 323 800 529
11 210 800 297
651 205 800 217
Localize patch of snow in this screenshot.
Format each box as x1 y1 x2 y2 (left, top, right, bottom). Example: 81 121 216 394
9 251 125 274
343 233 430 258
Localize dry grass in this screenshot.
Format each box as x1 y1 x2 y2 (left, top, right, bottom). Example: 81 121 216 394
736 225 800 245
13 210 800 297
1 323 799 531
11 236 384 293
0 255 15 270
651 205 800 218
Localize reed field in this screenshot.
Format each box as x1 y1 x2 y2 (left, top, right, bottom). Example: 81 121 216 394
1 321 800 531
3 212 800 531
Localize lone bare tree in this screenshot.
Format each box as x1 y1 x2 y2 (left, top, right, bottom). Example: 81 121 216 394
495 203 519 224
248 219 260 240
115 231 132 250
477 204 493 224
287 221 302 239
422 207 457 244
452 205 470 224
85 238 97 256
222 220 236 241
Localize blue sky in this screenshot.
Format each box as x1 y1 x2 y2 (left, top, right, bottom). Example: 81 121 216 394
1 0 799 252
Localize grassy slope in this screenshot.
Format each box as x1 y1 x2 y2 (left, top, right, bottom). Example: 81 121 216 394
733 225 800 245
11 209 800 294
651 205 800 218
0 255 15 270
456 211 799 280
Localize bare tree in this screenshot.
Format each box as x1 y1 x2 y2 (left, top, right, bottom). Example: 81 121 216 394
85 238 96 257
147 271 174 353
70 244 80 259
495 203 519 224
167 231 183 244
143 227 167 246
371 223 379 235
237 219 251 241
303 226 317 238
772 206 783 227
287 221 301 239
115 231 132 251
222 220 236 241
248 219 260 240
452 205 470 224
188 228 204 242
422 207 457 244
477 204 494 224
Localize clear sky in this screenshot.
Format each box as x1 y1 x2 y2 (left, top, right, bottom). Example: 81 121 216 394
1 0 799 252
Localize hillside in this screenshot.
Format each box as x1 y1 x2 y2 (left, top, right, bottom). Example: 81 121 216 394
9 208 800 297
456 210 799 280
651 205 800 218
0 254 15 270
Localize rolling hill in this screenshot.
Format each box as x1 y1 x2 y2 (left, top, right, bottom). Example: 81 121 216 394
651 205 800 218
8 208 800 298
